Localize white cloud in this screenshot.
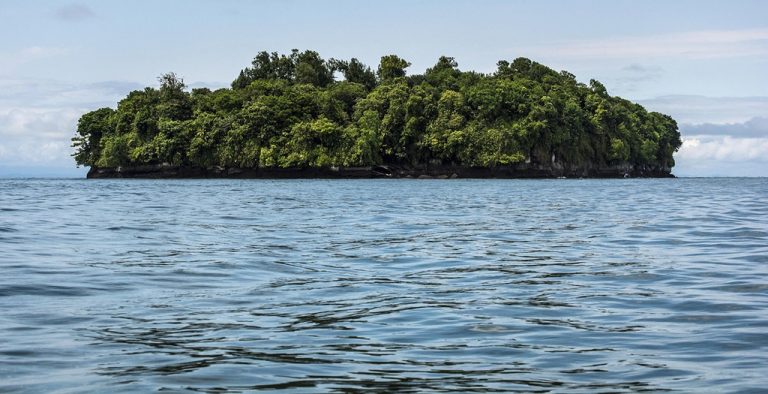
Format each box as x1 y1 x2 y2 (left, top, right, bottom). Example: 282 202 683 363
0 78 142 108
638 95 768 124
526 28 768 60
674 136 767 177
0 46 70 74
678 136 768 162
0 140 74 164
0 78 143 170
0 107 82 165
0 107 82 138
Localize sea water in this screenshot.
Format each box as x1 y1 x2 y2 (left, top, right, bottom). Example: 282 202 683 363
1 178 766 392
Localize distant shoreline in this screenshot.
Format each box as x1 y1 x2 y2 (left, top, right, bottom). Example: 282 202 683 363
87 164 674 179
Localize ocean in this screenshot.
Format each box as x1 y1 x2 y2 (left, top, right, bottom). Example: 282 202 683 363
1 178 766 392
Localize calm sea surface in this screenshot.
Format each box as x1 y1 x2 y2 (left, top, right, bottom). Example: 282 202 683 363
1 178 767 393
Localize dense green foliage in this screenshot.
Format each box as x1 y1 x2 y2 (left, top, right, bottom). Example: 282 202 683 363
72 50 681 170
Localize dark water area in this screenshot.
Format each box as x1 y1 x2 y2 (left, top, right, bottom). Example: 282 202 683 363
1 178 766 393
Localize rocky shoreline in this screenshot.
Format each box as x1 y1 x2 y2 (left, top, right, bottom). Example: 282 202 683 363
87 163 674 179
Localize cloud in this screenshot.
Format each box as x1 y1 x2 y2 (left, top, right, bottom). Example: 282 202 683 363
0 78 143 108
678 136 768 162
680 117 768 138
609 64 664 93
54 4 95 21
0 107 82 138
674 135 768 177
673 117 768 176
0 46 69 74
0 78 143 171
0 107 83 164
620 64 664 82
638 95 768 124
526 28 768 60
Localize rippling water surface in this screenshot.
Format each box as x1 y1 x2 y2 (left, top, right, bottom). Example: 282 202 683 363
1 178 767 392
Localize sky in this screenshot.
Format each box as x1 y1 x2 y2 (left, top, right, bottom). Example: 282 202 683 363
0 0 766 177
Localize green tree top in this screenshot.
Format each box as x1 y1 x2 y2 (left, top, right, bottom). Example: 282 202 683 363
377 55 411 81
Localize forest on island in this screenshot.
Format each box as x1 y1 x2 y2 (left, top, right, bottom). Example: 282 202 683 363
72 50 681 171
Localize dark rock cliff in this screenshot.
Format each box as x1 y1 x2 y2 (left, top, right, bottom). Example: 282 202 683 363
87 163 673 179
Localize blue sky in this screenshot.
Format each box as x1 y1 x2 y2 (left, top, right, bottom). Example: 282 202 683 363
1 0 766 177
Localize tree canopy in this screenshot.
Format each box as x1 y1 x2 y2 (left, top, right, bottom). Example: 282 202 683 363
72 50 681 172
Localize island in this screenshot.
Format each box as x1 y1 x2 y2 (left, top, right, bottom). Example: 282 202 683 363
72 50 682 178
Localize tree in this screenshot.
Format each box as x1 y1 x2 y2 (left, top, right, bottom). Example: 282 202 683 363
159 72 186 92
157 72 192 120
377 55 410 81
72 107 114 166
424 90 467 162
232 50 297 88
332 58 377 90
425 56 460 89
294 50 334 87
609 138 630 162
